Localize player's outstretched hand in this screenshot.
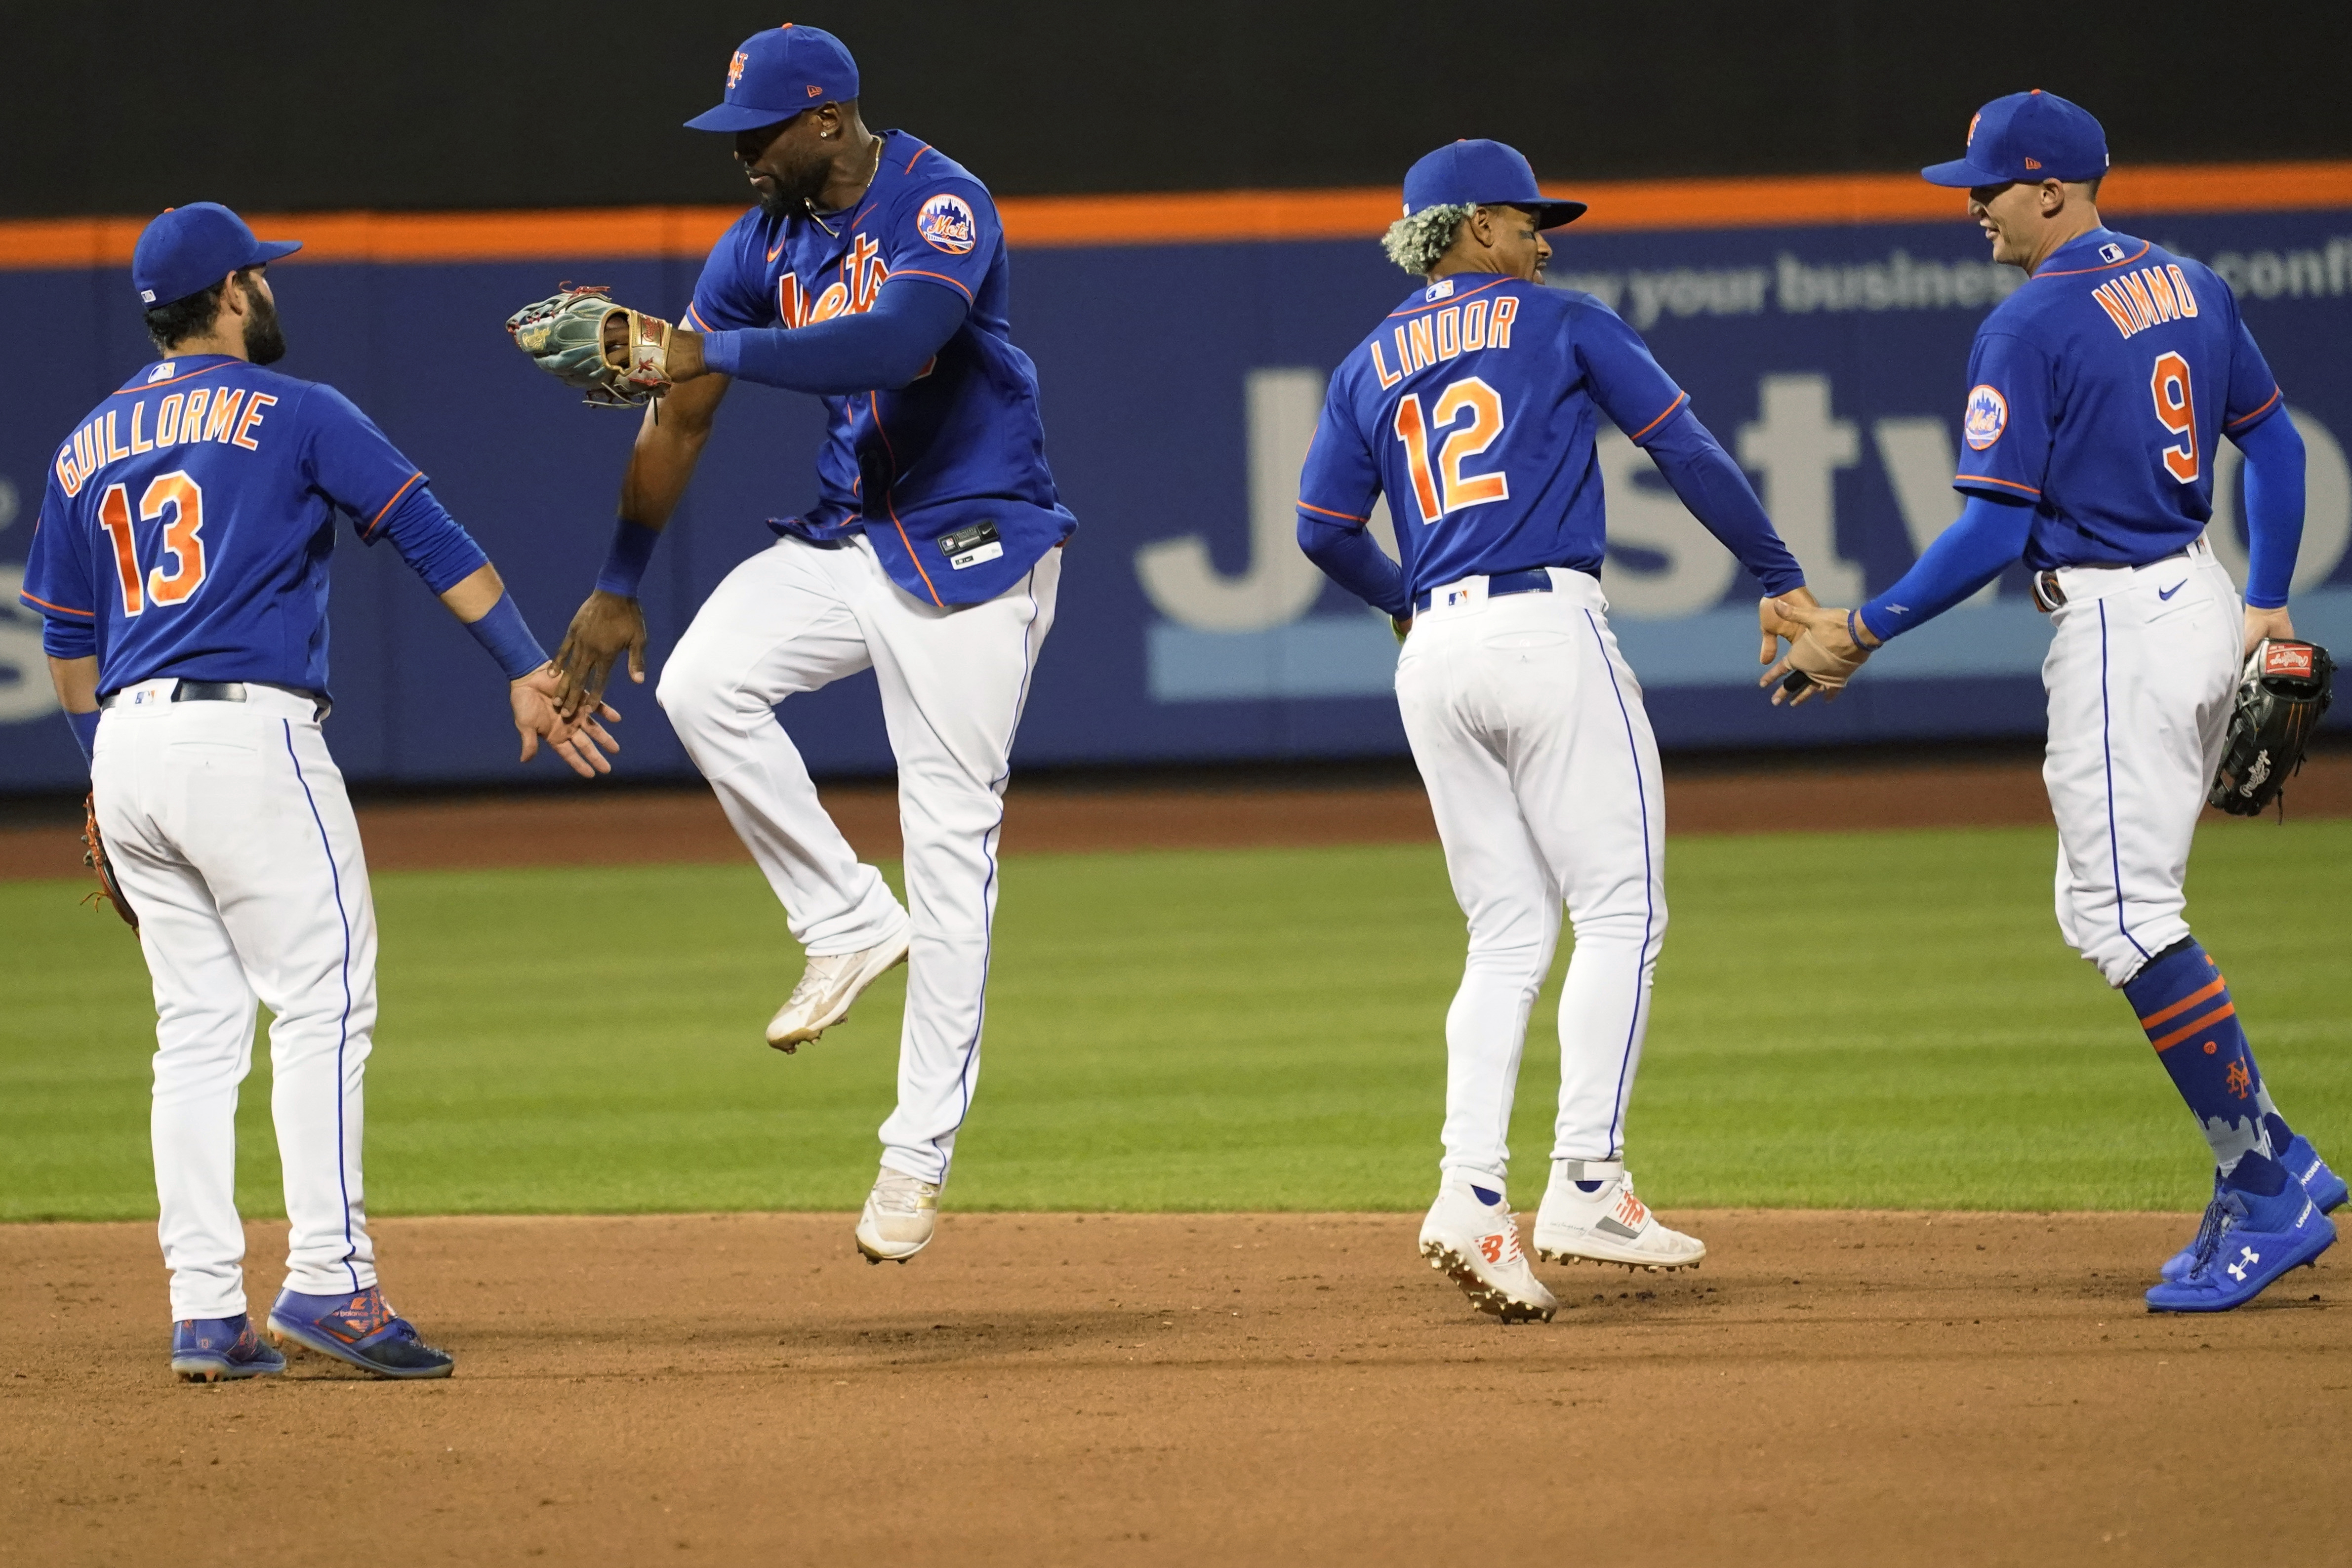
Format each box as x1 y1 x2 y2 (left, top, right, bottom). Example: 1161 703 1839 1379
2244 603 2296 658
553 590 649 720
511 665 622 777
1759 585 1821 667
1758 598 1873 706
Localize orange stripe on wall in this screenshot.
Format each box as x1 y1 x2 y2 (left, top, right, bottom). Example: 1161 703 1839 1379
5 161 2349 269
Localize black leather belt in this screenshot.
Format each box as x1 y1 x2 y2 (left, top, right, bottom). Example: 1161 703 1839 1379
100 680 330 720
1414 568 1556 614
2030 545 2191 613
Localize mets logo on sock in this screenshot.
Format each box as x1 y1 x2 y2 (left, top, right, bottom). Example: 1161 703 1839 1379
917 193 979 255
1963 384 2009 450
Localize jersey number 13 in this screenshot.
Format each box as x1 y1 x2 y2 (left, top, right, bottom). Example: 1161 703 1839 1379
95 471 209 616
1393 376 1510 525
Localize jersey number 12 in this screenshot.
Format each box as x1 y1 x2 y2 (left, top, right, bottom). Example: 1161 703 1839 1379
95 471 209 616
1393 376 1510 525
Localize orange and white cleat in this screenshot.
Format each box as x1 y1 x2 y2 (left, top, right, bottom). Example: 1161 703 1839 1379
1533 1160 1705 1272
1418 1180 1557 1322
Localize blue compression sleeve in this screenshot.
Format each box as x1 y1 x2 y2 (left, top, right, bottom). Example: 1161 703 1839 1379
1298 512 1410 618
2235 411 2305 610
1639 407 1807 596
463 591 550 681
597 519 662 598
1857 493 2034 642
67 708 99 765
372 482 490 595
698 280 968 394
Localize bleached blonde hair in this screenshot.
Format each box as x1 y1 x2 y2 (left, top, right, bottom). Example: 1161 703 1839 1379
1381 203 1472 276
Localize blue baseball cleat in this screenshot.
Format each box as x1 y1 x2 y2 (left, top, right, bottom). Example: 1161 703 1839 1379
267 1286 455 1379
170 1314 286 1383
2145 1168 2335 1313
2159 1135 2347 1284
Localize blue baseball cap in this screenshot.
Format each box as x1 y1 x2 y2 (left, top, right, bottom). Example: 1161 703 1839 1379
685 24 859 133
1922 90 2109 188
1403 140 1586 230
131 202 300 308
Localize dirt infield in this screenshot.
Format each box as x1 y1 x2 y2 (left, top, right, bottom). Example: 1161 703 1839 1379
2 1210 2343 1566
6 748 2349 880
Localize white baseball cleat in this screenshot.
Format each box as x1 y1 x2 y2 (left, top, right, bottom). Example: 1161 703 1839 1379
1533 1159 1705 1272
855 1166 941 1264
1418 1180 1557 1323
766 919 912 1052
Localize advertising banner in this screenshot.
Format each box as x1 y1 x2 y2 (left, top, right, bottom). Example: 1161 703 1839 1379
3 197 2347 789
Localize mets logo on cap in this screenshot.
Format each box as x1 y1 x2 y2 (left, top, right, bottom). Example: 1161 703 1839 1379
917 193 978 255
1963 384 2009 450
727 50 748 90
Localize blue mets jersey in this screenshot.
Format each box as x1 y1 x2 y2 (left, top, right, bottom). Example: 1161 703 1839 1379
1953 227 2283 570
686 129 1075 607
1296 277 1700 600
21 355 479 697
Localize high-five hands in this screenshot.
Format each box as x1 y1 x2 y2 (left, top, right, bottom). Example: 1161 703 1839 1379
552 591 649 722
510 663 623 777
1759 598 1877 706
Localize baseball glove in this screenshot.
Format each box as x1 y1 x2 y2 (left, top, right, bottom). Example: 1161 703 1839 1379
505 284 677 408
2209 638 2335 817
81 791 137 932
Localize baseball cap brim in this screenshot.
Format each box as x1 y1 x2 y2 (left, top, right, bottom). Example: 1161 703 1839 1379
1528 199 1588 229
1921 157 2011 188
684 101 804 132
251 239 303 265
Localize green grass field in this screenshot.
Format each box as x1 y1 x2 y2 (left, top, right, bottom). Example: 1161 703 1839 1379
4 818 2346 1221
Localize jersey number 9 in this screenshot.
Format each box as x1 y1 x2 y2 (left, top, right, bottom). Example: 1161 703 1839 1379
96 471 209 616
2150 351 2198 485
1392 376 1511 526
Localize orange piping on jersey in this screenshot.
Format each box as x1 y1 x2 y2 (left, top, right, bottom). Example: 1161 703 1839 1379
902 141 932 175
888 267 975 302
115 360 239 393
1625 391 1690 443
1297 500 1369 523
2225 386 2284 431
2149 1002 2237 1053
2031 239 2151 280
865 391 944 606
684 303 714 331
1955 473 2042 496
4 161 2348 268
364 471 425 537
1385 277 1512 318
20 590 94 618
2137 975 2228 1030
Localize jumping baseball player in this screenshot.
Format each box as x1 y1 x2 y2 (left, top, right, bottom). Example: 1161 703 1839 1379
507 25 1074 1264
1295 141 1815 1321
21 203 617 1381
1765 92 2342 1312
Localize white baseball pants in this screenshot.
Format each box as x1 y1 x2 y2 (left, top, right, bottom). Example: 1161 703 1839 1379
657 533 1059 1187
1395 568 1667 1188
2041 537 2241 987
93 682 378 1323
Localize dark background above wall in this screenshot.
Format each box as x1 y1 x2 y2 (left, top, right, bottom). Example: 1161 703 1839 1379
6 0 2349 218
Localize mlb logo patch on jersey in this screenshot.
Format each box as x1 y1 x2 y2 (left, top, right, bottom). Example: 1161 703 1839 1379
1963 384 2009 450
917 194 978 255
1424 279 1456 302
147 362 176 382
2099 241 2126 263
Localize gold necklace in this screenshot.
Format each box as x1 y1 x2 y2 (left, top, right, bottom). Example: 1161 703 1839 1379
805 135 887 236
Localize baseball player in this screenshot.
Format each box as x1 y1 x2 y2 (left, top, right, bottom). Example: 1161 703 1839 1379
511 25 1074 1264
20 203 616 1381
1295 141 1815 1321
1765 92 2342 1312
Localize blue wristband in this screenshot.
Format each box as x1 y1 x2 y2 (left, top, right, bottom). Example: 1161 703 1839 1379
596 519 661 598
67 708 100 766
465 591 550 682
1848 608 1874 649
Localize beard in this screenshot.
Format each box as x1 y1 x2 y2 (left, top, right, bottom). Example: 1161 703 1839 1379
242 281 286 364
